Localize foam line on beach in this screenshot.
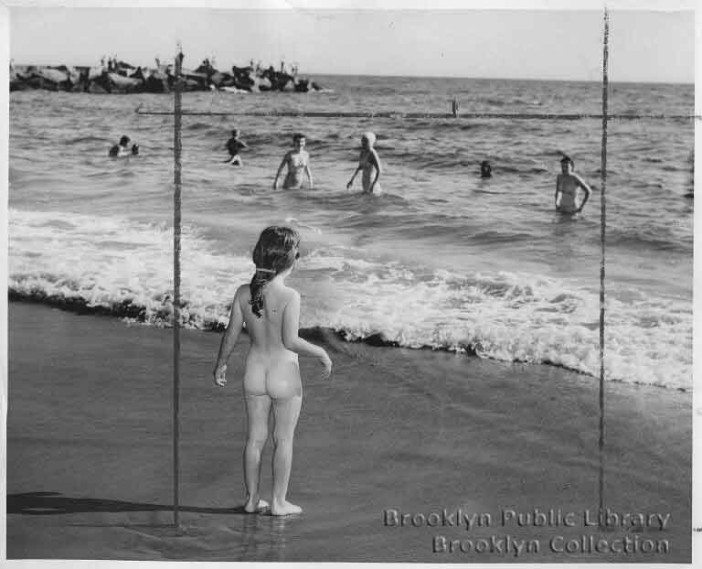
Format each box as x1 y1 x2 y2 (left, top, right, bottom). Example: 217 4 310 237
9 208 692 390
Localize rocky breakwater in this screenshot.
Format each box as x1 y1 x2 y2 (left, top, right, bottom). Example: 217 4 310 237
10 58 326 94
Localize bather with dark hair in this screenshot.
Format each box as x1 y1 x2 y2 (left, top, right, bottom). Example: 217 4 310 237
555 154 592 214
213 226 332 516
108 134 139 158
273 133 314 189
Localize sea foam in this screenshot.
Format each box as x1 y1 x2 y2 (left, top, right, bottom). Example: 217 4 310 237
9 208 692 390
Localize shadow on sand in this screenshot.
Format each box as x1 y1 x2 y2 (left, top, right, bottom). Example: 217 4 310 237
7 491 248 517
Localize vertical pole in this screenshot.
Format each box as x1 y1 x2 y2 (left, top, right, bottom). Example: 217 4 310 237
598 8 609 518
173 45 183 529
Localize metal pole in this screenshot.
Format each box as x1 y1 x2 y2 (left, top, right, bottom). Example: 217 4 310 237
172 45 183 529
598 8 609 519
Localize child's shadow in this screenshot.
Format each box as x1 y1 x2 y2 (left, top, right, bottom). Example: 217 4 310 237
7 491 242 518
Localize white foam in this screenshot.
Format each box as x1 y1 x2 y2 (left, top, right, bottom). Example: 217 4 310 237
9 209 692 390
9 208 254 329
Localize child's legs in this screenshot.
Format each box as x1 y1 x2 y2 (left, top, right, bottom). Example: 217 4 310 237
271 395 302 504
244 393 271 505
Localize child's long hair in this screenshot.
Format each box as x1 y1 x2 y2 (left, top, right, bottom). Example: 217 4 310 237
249 226 300 317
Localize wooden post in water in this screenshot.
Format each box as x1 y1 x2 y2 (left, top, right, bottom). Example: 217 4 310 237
598 8 609 520
172 45 184 529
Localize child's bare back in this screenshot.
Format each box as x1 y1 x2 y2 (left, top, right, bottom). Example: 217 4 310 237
236 283 302 399
212 226 331 516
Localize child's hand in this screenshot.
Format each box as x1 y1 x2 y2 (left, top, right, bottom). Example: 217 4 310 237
319 352 332 379
213 364 227 387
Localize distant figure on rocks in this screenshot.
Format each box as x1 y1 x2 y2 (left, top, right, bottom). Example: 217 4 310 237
108 135 139 158
347 132 382 194
273 133 313 190
555 155 592 214
225 129 247 166
480 160 492 179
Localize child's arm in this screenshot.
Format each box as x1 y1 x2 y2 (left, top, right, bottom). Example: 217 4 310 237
555 175 562 208
282 291 332 377
273 154 288 189
574 174 592 212
213 287 245 386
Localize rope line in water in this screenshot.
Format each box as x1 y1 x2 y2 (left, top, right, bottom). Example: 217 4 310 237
136 109 696 121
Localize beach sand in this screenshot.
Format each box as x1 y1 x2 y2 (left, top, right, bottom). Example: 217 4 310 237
7 301 691 562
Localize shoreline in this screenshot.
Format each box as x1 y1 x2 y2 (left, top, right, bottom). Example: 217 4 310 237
7 296 690 394
7 301 692 561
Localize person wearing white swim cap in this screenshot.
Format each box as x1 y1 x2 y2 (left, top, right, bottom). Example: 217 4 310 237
347 132 382 194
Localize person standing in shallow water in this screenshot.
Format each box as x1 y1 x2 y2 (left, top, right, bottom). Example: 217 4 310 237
225 129 247 166
555 155 592 214
273 133 314 189
213 226 332 516
347 132 382 194
108 135 139 158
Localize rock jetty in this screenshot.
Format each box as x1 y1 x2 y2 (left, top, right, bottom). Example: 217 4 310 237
10 57 325 94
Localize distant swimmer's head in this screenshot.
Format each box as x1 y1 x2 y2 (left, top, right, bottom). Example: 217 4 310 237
292 133 306 149
560 155 574 173
480 160 492 178
250 226 301 318
119 135 131 147
361 132 376 149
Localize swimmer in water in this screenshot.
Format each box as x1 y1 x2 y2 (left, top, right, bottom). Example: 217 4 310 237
347 132 382 194
213 226 332 516
273 133 313 189
108 135 138 158
480 160 492 179
225 128 247 166
555 155 592 214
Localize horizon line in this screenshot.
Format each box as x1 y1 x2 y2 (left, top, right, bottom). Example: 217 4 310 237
10 62 693 86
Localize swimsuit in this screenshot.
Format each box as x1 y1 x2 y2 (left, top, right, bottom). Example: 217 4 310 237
360 151 381 193
283 152 308 189
557 176 579 213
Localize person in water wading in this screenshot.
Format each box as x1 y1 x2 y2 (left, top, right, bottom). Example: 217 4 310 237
225 129 247 166
347 132 382 194
555 155 592 214
108 135 139 158
213 226 332 515
273 133 314 190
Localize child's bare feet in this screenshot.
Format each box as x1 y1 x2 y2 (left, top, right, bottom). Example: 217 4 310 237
244 498 270 513
271 500 302 516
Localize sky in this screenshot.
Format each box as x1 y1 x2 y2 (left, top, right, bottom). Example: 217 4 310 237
4 1 697 83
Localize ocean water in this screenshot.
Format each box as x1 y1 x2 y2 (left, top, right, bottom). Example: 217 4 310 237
8 75 694 390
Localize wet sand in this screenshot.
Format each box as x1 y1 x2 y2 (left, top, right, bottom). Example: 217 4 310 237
6 301 691 562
